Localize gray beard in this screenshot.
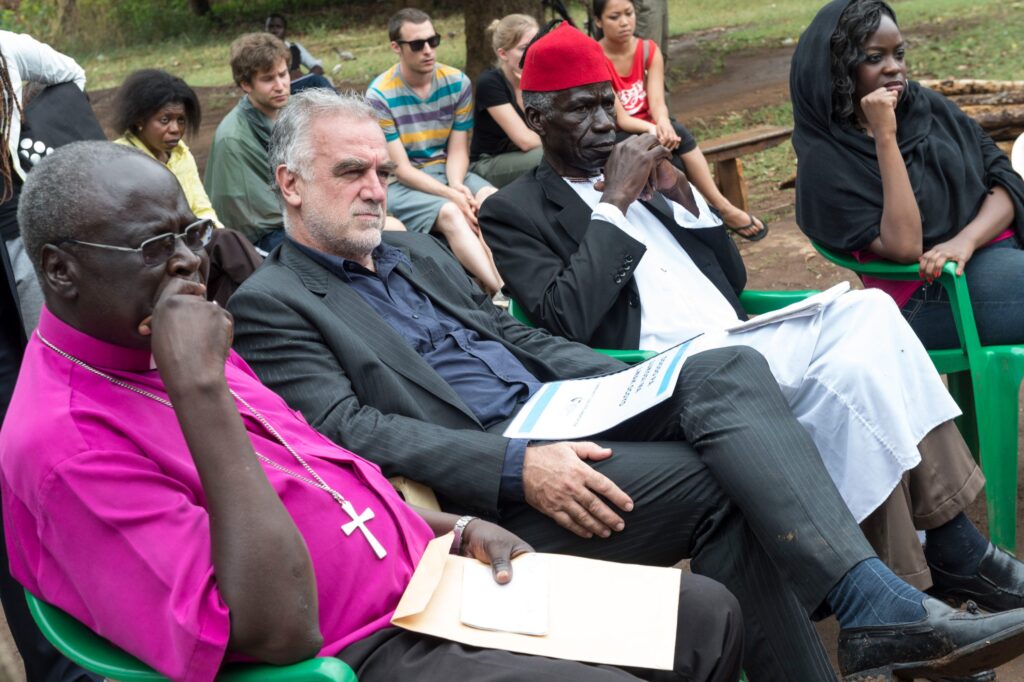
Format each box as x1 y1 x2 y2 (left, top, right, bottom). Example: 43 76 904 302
304 211 383 262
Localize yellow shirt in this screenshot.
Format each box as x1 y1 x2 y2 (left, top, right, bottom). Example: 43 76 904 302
115 132 223 228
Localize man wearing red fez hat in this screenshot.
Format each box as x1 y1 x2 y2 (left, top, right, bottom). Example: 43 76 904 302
481 20 1024 681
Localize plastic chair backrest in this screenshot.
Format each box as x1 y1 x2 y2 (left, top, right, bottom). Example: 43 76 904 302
24 589 357 681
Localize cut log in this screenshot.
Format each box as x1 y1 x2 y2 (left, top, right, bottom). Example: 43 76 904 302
950 92 1024 107
920 79 1024 95
957 105 1024 135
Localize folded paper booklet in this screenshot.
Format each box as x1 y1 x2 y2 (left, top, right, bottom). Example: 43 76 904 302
503 337 699 440
725 281 850 334
392 533 681 670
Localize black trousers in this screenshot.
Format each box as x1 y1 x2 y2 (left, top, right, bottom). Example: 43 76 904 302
455 346 874 681
338 573 742 682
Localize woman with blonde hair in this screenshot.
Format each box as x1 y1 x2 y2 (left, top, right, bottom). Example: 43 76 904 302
469 14 543 188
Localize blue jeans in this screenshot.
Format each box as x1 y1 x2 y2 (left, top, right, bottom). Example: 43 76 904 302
901 238 1024 349
290 73 335 94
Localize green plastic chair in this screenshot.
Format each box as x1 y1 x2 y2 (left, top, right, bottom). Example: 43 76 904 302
506 289 817 364
506 298 656 363
813 242 1024 552
24 589 357 681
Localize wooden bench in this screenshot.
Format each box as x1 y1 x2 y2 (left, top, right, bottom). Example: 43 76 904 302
699 125 793 214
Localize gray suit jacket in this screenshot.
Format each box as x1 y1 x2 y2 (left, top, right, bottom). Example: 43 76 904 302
228 233 623 515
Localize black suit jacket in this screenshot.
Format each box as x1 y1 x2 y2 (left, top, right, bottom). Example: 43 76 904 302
227 233 623 515
479 160 747 349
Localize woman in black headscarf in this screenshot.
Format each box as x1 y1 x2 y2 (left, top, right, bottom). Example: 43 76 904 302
791 0 1024 349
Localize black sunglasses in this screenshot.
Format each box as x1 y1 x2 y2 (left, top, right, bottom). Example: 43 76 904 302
61 219 214 267
396 34 441 52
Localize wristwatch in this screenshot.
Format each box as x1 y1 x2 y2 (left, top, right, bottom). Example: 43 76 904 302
450 515 478 555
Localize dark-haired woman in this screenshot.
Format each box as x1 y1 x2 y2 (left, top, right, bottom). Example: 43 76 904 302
791 0 1024 350
113 70 264 304
113 69 222 227
595 0 766 239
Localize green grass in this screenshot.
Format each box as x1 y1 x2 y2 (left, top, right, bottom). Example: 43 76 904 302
38 6 469 91
39 0 1014 92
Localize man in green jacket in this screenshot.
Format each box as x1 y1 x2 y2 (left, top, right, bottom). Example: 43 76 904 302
205 32 290 252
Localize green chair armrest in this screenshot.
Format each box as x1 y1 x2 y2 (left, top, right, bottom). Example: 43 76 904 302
25 589 357 681
739 289 818 315
221 657 357 682
811 242 979 353
813 242 958 281
506 297 532 325
594 348 658 362
508 298 656 363
25 590 164 681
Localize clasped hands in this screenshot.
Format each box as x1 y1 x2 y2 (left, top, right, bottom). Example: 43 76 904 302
448 182 482 232
596 133 689 214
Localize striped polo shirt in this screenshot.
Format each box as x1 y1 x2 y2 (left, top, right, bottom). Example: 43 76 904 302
366 63 474 168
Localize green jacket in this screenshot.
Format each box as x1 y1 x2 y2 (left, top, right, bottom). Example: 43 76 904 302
204 96 281 244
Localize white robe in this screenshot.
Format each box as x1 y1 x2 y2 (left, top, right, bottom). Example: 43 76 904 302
565 178 961 522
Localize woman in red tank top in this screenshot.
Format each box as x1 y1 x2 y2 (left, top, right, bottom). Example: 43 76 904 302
596 0 768 239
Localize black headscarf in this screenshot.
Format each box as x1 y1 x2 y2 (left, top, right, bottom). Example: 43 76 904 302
790 0 1024 252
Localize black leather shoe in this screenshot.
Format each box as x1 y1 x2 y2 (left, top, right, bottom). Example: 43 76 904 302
838 597 1024 680
930 542 1024 612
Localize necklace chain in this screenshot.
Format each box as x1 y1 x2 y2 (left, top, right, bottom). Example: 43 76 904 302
35 330 348 505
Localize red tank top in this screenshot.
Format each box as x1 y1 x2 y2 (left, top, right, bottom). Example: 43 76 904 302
606 39 655 122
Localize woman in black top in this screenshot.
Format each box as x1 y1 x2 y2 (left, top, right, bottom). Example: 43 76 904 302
469 14 543 188
791 0 1024 349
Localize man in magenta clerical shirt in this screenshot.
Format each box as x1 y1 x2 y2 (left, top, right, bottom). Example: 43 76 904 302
0 140 742 681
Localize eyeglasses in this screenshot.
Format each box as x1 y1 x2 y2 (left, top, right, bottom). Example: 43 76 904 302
395 34 441 52
62 219 214 267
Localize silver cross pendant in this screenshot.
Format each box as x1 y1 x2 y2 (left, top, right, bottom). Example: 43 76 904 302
340 500 388 559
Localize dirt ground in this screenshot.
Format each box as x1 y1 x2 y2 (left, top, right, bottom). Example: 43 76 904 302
2 36 1023 682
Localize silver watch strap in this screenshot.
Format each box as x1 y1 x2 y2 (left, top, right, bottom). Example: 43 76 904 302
450 515 478 555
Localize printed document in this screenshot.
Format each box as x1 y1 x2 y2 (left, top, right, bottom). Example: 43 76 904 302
725 281 850 333
503 338 698 440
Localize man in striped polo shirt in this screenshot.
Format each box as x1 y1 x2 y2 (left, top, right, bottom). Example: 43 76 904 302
366 8 503 295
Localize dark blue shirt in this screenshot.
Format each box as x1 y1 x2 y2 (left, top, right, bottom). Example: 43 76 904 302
290 239 538 500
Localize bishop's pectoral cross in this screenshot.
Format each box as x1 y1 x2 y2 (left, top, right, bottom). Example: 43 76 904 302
341 500 388 559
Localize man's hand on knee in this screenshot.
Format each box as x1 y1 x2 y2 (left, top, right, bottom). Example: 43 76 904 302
522 442 634 538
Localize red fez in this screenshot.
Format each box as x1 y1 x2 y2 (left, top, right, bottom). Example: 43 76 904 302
520 22 611 92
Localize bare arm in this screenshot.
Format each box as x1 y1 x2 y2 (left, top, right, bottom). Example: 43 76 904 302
642 46 681 151
386 137 479 226
151 281 320 663
861 87 923 262
488 103 541 151
918 185 1015 277
387 138 456 198
614 97 657 136
445 129 472 188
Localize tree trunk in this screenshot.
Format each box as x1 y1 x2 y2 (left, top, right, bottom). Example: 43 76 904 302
464 0 543 82
55 0 77 37
187 0 212 16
